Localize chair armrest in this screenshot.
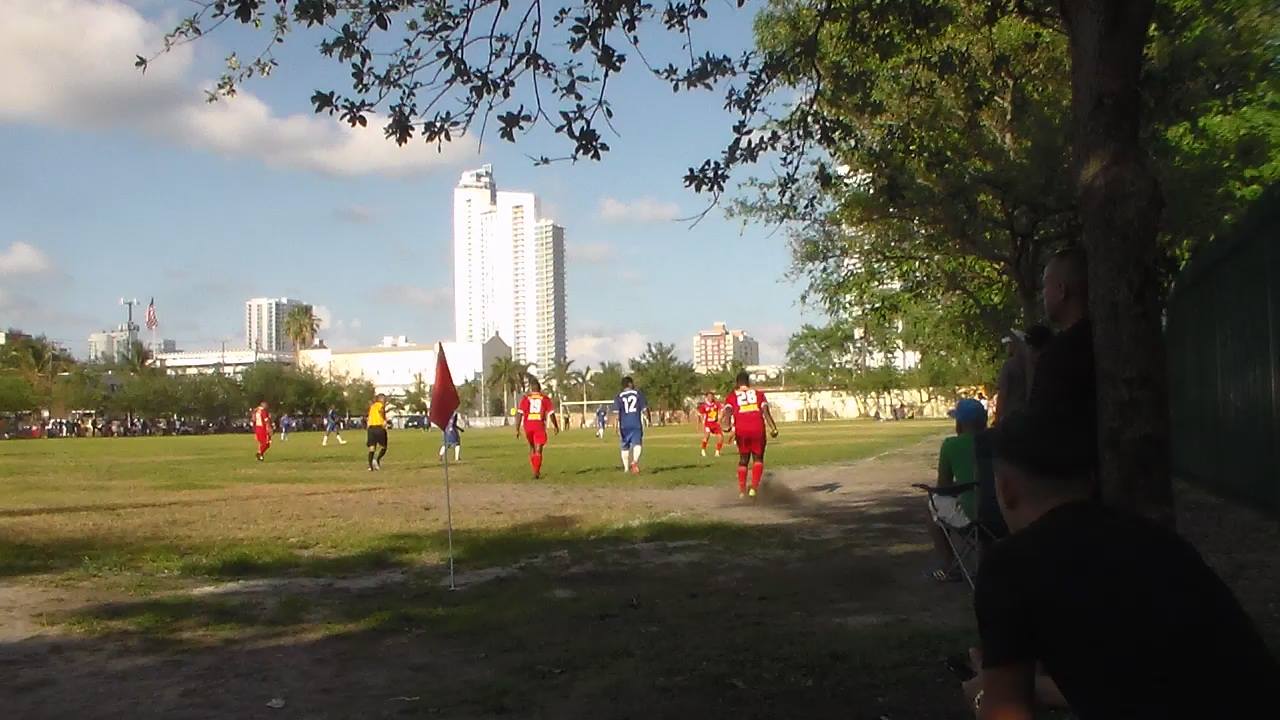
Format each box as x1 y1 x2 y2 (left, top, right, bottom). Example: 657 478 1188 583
913 482 978 497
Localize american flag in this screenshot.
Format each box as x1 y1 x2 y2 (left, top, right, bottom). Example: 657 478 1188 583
145 298 158 330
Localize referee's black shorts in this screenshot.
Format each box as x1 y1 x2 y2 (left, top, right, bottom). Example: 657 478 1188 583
367 425 388 448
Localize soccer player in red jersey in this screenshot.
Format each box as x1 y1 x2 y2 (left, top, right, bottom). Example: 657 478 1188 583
515 377 560 479
722 371 779 499
251 401 273 462
698 391 725 458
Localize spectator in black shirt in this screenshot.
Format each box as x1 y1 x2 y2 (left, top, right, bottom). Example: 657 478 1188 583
963 412 1279 719
1025 247 1095 440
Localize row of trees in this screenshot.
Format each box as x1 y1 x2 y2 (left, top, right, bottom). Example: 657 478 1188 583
4 324 977 424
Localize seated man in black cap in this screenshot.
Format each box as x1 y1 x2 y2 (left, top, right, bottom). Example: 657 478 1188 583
962 411 1278 719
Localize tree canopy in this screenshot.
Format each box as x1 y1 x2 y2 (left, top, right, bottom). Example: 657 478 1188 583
629 342 699 412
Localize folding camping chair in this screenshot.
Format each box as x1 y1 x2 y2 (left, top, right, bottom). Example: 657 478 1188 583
912 482 998 589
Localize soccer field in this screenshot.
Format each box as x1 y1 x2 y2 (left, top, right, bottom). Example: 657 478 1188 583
1 420 948 586
3 419 977 719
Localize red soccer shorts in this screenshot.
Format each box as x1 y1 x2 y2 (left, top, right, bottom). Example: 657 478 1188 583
735 432 766 456
525 424 548 447
704 422 723 435
255 428 271 452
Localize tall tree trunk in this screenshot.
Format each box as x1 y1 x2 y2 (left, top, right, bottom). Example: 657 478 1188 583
1060 0 1173 523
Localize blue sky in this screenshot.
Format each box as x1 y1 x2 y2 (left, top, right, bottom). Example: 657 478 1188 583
0 0 813 365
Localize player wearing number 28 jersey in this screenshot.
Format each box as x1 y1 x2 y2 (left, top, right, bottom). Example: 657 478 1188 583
614 376 651 474
723 371 780 499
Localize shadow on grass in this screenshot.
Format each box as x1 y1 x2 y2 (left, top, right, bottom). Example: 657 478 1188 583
4 493 987 720
0 486 389 520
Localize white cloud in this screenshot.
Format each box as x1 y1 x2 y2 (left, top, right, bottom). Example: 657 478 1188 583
387 285 452 310
752 322 791 364
0 242 53 277
598 197 682 223
568 331 649 367
312 305 334 330
0 0 470 177
568 242 614 265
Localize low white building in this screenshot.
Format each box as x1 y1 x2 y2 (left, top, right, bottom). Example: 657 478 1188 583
299 334 511 397
151 348 294 376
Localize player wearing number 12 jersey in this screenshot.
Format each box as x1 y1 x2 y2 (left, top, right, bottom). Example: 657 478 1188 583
516 377 560 479
614 376 652 474
723 371 780 499
698 392 725 457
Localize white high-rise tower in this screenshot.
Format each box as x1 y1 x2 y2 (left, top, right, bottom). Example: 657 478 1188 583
453 166 566 372
245 297 306 352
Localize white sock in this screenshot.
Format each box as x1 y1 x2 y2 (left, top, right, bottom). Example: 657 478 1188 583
439 446 446 458
621 450 631 469
455 447 461 461
633 445 643 464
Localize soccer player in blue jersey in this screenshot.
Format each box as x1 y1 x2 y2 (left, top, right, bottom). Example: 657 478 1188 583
614 376 652 474
322 406 347 447
595 405 608 439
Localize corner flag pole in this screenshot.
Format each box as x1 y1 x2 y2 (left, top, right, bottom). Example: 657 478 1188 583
442 446 456 590
428 343 462 591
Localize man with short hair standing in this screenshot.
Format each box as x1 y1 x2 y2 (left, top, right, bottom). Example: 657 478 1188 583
722 371 779 499
516 378 560 479
963 411 1278 719
1027 247 1095 436
366 393 389 471
614 376 651 474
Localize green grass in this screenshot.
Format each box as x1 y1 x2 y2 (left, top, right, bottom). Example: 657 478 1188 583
0 420 946 586
0 419 946 501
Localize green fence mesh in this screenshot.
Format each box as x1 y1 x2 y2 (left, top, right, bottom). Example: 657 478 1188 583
1166 189 1280 514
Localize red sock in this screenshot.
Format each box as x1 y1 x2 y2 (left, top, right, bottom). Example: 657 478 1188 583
737 465 748 493
701 438 708 449
532 454 543 475
716 438 724 451
751 462 764 490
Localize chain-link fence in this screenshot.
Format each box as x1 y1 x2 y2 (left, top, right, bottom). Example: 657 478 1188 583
1166 188 1280 515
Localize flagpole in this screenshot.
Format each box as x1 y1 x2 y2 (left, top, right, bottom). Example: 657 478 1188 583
443 446 456 590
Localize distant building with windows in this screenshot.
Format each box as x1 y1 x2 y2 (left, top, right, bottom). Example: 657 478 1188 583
299 334 511 398
692 322 760 374
245 297 307 353
87 325 138 363
151 348 293 377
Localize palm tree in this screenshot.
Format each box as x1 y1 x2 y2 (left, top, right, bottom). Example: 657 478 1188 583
548 358 575 410
590 361 624 399
124 340 154 376
487 356 530 415
283 304 321 354
4 335 73 409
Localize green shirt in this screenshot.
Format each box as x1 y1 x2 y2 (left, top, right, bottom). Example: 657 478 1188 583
939 434 978 520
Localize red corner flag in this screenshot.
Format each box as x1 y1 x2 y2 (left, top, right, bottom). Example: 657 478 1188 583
428 343 461 430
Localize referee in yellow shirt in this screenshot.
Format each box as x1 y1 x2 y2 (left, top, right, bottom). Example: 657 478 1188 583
366 394 389 471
